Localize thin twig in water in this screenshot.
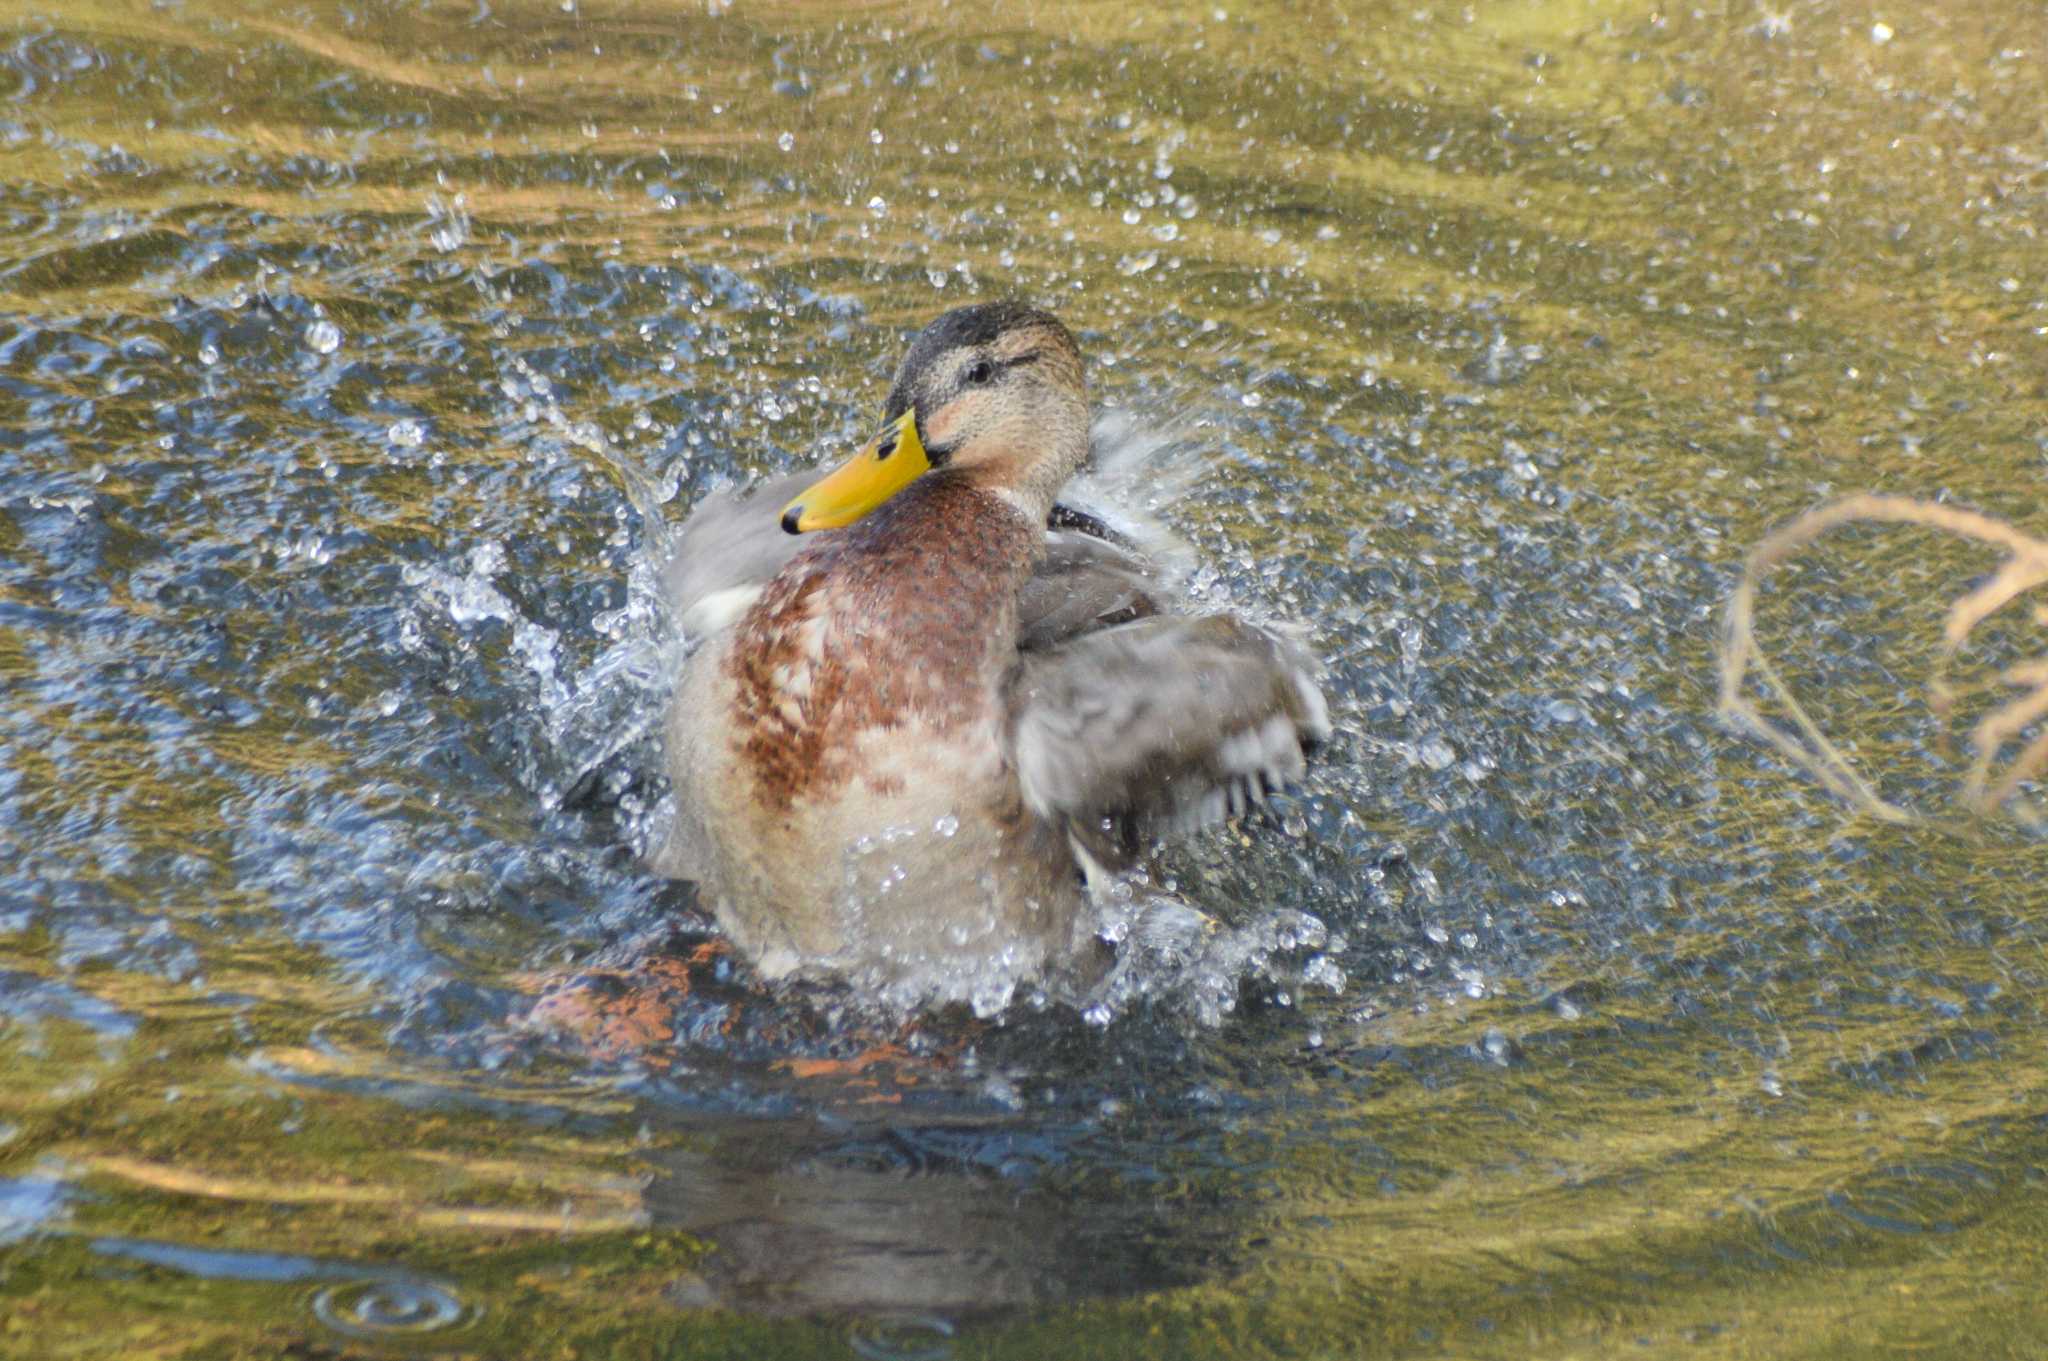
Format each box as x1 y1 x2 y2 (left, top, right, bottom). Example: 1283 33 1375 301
1718 492 2048 828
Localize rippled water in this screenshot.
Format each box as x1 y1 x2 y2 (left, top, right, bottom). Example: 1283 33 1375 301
4 1 2047 1356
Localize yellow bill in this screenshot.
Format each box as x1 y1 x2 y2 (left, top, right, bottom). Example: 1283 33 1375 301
778 410 931 534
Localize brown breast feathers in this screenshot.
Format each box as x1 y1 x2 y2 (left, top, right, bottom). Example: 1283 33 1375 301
724 475 1037 811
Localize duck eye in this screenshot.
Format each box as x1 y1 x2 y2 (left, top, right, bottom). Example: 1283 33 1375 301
964 358 995 386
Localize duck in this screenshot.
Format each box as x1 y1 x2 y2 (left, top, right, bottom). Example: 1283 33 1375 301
651 301 1329 1010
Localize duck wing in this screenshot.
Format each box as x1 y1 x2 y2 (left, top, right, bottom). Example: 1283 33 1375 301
1017 529 1166 651
1005 614 1330 849
663 474 814 641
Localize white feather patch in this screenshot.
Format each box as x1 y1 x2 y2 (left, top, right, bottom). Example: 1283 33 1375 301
678 584 762 639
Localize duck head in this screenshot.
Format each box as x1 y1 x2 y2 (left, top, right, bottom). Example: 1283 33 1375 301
780 302 1089 534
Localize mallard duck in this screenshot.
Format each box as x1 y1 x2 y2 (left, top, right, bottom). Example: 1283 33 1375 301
652 302 1328 1008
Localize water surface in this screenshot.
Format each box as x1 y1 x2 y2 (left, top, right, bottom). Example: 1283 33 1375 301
4 1 2048 1356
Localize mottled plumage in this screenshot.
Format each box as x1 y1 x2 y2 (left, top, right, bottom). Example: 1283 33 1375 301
652 303 1328 1007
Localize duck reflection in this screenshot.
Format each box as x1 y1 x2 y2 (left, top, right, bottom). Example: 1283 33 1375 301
645 1117 1235 1318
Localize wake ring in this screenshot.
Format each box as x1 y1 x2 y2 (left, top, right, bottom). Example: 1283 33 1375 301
311 1277 478 1339
847 1313 957 1361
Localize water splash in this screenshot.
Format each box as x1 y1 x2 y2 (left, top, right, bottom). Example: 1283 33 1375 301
1086 897 1345 1028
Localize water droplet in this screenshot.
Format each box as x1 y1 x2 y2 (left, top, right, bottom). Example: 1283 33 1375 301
868 195 888 217
934 814 959 837
869 128 884 145
1302 955 1346 994
304 320 342 355
197 342 219 366
426 193 470 252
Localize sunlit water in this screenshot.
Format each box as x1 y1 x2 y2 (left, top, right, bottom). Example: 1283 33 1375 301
3 2 2047 1356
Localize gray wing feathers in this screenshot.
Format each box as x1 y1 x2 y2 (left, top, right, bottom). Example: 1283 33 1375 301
1008 615 1330 838
663 474 812 640
1016 531 1164 651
